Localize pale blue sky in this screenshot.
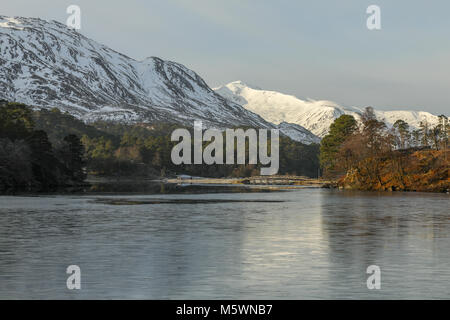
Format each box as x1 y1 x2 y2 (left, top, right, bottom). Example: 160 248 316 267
2 0 449 114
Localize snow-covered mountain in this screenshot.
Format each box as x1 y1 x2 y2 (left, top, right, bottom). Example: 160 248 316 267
276 122 320 144
215 81 441 137
0 16 276 131
4 16 433 145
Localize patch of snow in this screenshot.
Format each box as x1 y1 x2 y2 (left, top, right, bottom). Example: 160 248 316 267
0 17 24 30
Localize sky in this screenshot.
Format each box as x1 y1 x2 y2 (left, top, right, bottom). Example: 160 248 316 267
2 0 449 115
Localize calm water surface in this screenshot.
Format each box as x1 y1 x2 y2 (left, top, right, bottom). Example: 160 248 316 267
0 189 449 299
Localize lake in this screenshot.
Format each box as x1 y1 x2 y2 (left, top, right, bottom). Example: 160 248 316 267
0 188 449 299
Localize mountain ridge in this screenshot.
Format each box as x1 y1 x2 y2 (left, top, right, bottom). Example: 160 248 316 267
3 15 436 144
0 16 273 131
214 81 441 137
0 16 322 144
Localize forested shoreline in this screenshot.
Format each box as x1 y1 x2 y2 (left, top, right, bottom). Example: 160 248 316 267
1 101 448 194
0 101 319 193
320 107 449 192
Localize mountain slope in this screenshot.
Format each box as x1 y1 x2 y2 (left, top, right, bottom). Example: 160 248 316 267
215 81 440 137
276 122 320 144
0 16 271 130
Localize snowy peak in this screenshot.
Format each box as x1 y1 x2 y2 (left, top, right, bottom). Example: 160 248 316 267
222 80 262 91
214 81 440 137
0 16 270 129
214 81 321 143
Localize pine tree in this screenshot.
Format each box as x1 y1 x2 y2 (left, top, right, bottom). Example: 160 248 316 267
393 119 410 149
59 134 86 182
319 114 357 172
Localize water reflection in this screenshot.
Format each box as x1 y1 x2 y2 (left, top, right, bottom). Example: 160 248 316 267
320 191 450 298
0 190 448 299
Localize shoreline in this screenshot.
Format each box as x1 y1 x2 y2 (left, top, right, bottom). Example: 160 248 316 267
2 174 448 195
164 175 331 187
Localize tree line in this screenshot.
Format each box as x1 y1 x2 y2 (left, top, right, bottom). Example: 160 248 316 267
320 107 449 192
80 123 320 178
1 101 320 193
0 101 85 192
3 101 447 192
